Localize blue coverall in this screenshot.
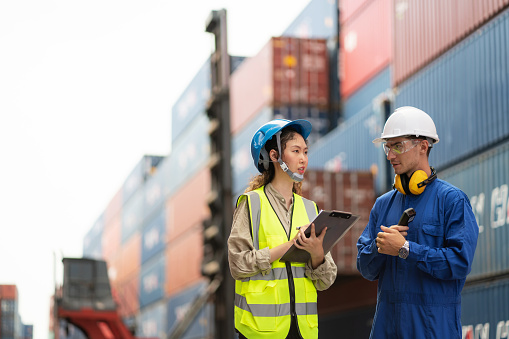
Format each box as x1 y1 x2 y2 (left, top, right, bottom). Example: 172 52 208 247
357 179 479 339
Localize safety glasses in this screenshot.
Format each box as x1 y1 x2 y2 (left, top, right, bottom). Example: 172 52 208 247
383 139 421 156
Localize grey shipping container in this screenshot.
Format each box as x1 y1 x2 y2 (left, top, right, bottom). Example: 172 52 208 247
441 140 509 280
395 7 509 171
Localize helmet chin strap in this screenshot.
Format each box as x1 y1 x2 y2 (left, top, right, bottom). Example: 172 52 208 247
275 131 304 182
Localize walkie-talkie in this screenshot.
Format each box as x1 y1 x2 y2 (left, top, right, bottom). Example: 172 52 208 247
398 208 416 226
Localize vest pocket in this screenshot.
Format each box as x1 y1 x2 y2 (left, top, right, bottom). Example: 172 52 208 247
241 280 278 331
305 283 319 328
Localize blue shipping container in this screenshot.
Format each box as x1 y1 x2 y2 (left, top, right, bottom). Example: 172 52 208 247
121 188 144 244
142 165 166 224
441 140 509 280
283 0 337 39
395 7 509 170
343 67 391 121
141 209 166 264
167 113 210 198
122 155 165 206
167 281 214 339
83 214 104 259
137 301 166 339
139 254 165 308
461 277 509 339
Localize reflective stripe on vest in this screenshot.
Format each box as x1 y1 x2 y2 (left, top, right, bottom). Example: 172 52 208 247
234 186 319 339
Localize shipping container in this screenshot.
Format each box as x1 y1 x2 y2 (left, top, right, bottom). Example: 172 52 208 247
139 254 165 308
102 213 121 264
141 209 166 264
230 37 330 134
307 104 385 189
343 67 390 121
166 168 210 243
167 281 214 339
166 113 210 197
340 0 392 98
395 7 509 171
116 232 141 283
461 277 509 339
393 0 509 85
143 164 166 224
121 188 144 244
122 155 165 206
283 0 337 39
171 56 245 144
104 188 122 225
83 213 105 259
339 0 372 23
301 170 375 274
165 227 205 297
137 300 166 339
0 285 17 300
440 140 509 280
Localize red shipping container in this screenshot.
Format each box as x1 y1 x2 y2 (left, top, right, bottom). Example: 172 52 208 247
0 285 17 299
339 0 372 23
165 227 205 297
393 0 509 85
301 170 375 275
339 0 392 98
230 37 329 134
166 168 210 242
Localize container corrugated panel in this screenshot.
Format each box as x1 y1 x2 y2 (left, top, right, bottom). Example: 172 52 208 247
283 0 337 39
165 227 205 297
340 0 392 98
166 113 210 197
461 277 509 338
171 58 210 144
117 232 141 283
143 165 166 224
301 170 374 274
395 8 509 170
393 0 509 86
137 301 166 339
141 209 166 264
102 214 121 264
167 281 214 339
166 168 210 243
343 66 390 121
231 37 330 134
231 107 272 196
308 104 383 172
440 140 509 280
121 188 144 244
339 0 372 23
139 254 165 308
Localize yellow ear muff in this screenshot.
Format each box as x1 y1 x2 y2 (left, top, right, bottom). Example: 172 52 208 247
393 167 437 195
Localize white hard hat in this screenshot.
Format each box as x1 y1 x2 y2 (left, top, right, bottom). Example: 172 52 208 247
373 106 439 144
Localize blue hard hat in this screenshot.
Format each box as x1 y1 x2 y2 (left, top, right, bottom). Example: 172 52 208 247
251 119 312 173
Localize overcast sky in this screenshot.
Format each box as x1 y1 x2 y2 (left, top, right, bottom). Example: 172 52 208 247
0 1 311 338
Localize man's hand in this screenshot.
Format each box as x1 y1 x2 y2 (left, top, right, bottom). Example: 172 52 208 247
376 225 408 256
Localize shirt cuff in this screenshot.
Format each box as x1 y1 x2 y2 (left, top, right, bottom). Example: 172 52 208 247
258 247 272 275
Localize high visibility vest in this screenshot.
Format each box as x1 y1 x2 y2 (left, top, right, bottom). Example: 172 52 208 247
234 186 319 339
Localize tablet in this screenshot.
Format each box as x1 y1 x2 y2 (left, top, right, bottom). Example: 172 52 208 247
280 210 360 263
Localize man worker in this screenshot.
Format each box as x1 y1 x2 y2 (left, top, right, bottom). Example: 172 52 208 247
356 106 479 338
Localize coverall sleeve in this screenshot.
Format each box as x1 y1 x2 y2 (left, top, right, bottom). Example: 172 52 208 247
407 193 479 280
356 199 387 281
227 197 271 281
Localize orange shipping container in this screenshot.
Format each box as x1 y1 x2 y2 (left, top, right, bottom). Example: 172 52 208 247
339 0 392 98
166 168 210 242
0 285 17 299
339 0 372 23
113 271 139 318
102 214 122 264
301 170 375 274
231 37 329 134
116 232 141 283
165 226 205 297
